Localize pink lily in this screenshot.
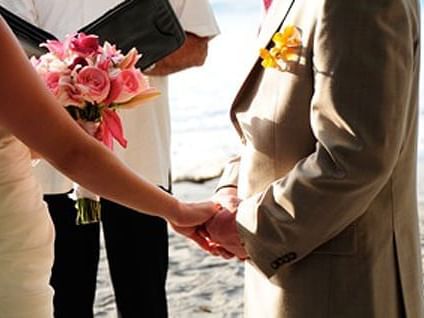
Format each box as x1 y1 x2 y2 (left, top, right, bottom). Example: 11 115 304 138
117 87 161 109
120 48 141 69
102 77 124 106
41 40 66 59
99 109 128 149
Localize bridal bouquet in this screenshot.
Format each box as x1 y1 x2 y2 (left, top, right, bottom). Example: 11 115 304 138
31 33 160 224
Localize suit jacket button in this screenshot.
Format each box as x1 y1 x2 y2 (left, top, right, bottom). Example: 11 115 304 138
282 255 290 263
271 260 280 269
288 252 297 261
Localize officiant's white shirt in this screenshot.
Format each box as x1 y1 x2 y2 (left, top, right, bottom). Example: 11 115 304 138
0 0 219 192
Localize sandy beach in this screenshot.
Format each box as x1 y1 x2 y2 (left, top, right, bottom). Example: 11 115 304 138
93 177 424 318
94 179 245 318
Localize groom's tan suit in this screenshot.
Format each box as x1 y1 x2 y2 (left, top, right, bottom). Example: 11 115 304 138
218 0 424 316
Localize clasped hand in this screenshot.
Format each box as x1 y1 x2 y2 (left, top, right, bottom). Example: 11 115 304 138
172 187 248 260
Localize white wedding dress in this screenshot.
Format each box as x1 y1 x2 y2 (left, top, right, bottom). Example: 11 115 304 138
0 127 54 317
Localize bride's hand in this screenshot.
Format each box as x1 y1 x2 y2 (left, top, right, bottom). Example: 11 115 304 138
170 201 235 257
171 200 219 228
170 200 222 255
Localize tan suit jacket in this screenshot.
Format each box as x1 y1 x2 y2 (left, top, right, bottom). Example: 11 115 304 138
218 0 424 317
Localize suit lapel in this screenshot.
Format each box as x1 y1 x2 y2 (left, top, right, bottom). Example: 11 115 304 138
229 0 295 137
257 0 296 51
238 0 295 83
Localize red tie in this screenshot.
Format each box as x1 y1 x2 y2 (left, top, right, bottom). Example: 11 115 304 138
263 0 272 10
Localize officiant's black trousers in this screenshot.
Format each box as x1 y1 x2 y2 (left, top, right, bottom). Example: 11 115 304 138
46 193 169 318
46 193 100 318
101 198 169 318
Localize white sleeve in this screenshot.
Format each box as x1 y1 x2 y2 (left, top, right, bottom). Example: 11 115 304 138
170 0 220 38
0 0 38 25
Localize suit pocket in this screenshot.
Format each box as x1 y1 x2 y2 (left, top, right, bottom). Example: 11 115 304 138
312 224 357 256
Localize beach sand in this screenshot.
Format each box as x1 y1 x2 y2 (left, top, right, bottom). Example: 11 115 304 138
94 178 424 318
94 179 244 318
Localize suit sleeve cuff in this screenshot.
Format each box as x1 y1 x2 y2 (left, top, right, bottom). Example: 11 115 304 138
236 195 281 278
215 156 240 192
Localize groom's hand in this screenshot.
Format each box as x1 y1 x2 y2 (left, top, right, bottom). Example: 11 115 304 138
204 208 248 260
172 221 235 259
212 186 240 213
171 223 214 252
172 189 246 260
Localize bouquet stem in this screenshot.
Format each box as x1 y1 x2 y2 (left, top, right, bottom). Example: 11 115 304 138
75 198 101 225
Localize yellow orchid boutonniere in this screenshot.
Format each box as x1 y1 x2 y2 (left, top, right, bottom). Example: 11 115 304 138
260 25 302 71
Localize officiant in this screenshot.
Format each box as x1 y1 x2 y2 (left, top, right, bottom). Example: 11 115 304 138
0 0 219 317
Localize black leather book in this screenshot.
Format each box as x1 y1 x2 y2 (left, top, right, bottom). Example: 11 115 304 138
0 0 185 70
0 5 56 57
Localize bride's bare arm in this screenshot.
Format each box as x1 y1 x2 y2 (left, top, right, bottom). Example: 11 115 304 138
0 19 215 227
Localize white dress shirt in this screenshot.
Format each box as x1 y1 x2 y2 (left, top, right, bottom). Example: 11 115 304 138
0 0 219 192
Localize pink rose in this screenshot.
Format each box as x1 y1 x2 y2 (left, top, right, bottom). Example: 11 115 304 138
114 69 149 104
76 66 111 104
69 33 100 57
57 77 85 107
42 72 85 108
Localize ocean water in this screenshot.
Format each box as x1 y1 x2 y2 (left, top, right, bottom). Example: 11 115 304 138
169 0 262 181
170 0 424 201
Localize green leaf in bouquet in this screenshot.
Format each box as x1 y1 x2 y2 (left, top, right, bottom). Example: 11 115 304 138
82 103 102 122
65 105 82 120
65 103 103 122
75 198 101 225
